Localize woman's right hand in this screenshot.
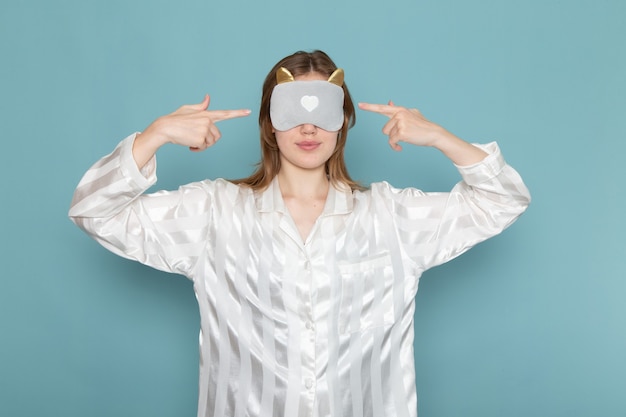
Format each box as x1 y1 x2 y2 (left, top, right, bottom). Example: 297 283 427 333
133 95 251 168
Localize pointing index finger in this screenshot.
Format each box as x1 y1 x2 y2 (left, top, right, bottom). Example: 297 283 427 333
358 102 400 118
208 108 252 122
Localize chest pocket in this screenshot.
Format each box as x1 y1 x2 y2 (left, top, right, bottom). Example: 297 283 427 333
338 252 395 334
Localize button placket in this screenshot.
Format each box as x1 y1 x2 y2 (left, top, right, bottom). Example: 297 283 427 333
302 255 316 396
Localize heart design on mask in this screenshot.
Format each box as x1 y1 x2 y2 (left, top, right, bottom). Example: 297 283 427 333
300 95 319 112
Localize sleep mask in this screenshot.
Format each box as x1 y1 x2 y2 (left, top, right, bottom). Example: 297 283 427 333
270 67 345 132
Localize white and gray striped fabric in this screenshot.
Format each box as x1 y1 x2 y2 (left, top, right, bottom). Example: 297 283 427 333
69 134 530 417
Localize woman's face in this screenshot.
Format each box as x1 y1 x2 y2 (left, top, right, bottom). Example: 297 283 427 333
273 72 339 173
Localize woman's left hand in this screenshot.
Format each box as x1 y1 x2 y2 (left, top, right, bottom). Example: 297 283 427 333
358 101 451 151
359 101 488 165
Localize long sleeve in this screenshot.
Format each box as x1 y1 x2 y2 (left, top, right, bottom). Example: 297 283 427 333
370 141 531 271
69 133 219 277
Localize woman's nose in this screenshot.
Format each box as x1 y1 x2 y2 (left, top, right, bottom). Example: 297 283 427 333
300 123 317 135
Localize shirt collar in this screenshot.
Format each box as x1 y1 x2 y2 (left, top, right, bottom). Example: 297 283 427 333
255 176 353 216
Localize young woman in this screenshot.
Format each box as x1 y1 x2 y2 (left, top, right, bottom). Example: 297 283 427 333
69 50 530 417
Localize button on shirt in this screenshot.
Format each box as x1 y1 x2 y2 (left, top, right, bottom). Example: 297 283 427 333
69 134 530 417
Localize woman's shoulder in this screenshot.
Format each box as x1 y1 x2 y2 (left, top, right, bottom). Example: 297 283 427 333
356 181 424 195
352 181 430 208
178 178 253 198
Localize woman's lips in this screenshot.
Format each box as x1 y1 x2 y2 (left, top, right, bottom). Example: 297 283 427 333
297 141 320 151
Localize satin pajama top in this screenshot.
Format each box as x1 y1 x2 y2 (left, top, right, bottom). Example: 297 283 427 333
69 133 530 417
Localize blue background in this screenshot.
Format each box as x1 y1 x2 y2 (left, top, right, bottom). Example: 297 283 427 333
1 0 625 416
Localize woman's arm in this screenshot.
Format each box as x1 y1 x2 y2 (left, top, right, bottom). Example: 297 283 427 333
68 96 250 275
359 101 530 269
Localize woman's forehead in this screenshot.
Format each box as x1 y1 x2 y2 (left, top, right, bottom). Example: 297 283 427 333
294 72 327 82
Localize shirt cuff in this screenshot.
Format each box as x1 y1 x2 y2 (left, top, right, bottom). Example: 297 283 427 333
454 142 506 186
118 132 158 190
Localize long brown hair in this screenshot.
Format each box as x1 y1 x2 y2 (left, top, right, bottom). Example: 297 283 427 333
231 50 365 191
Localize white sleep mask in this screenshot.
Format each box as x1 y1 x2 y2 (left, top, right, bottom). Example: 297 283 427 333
270 67 345 132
